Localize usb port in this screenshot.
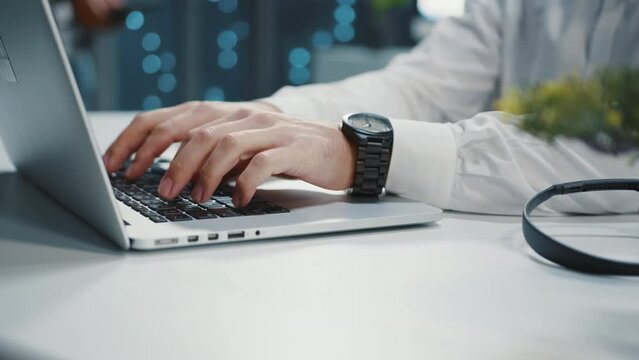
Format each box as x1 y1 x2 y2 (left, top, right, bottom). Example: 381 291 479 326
187 235 199 243
155 238 178 246
208 233 219 241
228 231 245 240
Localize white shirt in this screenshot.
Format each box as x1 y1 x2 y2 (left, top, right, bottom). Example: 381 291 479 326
264 0 639 215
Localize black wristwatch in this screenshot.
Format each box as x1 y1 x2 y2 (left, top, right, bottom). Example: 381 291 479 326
341 113 394 196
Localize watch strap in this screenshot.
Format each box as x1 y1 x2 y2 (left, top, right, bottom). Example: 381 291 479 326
352 138 391 195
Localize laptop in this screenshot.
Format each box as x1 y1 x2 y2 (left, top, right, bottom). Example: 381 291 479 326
0 0 442 250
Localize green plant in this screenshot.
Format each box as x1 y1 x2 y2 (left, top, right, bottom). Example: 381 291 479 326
370 0 408 13
496 68 639 154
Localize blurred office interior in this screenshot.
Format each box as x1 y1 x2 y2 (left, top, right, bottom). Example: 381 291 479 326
52 0 465 111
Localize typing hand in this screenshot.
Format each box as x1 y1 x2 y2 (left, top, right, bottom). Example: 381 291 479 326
103 102 356 207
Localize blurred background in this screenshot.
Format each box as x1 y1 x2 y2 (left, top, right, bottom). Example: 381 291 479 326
51 0 466 111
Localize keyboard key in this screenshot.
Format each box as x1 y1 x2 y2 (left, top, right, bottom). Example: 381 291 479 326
186 209 218 220
140 198 166 206
175 203 200 211
238 208 267 216
149 216 168 223
214 197 236 208
132 193 156 202
264 206 290 214
201 200 225 210
165 213 193 222
141 211 160 218
209 208 242 218
147 203 176 211
156 208 184 216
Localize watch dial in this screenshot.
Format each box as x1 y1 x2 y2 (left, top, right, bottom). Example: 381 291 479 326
348 113 392 133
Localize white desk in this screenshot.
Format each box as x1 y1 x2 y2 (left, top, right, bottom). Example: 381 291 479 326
0 113 637 360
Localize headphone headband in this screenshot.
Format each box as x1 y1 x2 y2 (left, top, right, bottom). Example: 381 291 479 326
523 179 639 276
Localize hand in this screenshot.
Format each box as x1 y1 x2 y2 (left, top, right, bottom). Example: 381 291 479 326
72 0 125 28
103 102 356 207
104 101 277 176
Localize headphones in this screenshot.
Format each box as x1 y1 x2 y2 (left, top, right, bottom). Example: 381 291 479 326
523 179 639 276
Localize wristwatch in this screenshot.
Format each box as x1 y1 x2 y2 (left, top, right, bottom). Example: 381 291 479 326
341 113 394 196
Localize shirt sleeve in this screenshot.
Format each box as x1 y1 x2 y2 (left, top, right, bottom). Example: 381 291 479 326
387 112 639 215
263 0 503 124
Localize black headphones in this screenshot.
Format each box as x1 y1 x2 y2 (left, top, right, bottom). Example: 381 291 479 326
523 179 639 276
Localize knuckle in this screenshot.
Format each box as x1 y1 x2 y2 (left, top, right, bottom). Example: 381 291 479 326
131 113 149 126
252 152 271 168
232 108 253 119
189 127 216 142
152 123 173 139
220 133 240 150
251 113 272 126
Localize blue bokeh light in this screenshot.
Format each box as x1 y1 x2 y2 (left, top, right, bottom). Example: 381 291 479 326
337 0 356 5
142 32 161 52
125 11 145 31
334 23 355 42
142 54 162 74
288 48 311 68
160 52 176 72
142 95 162 110
312 31 334 50
217 30 238 50
218 0 238 13
158 73 177 93
334 5 356 24
288 67 310 85
204 86 225 101
218 50 238 69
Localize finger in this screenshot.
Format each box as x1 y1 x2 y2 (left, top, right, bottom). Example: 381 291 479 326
224 159 250 179
161 118 280 200
234 147 293 207
124 103 229 179
104 102 196 172
191 127 286 203
125 103 254 177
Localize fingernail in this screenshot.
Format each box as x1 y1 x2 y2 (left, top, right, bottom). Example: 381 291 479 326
159 177 173 198
192 184 203 203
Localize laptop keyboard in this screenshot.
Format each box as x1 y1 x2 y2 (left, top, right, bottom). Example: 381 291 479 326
110 171 289 223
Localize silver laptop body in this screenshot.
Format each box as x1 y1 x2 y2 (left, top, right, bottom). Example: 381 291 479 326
0 0 442 250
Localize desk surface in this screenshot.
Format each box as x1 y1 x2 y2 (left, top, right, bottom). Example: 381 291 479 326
0 113 638 360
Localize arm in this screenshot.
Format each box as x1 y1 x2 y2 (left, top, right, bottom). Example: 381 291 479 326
386 112 639 215
264 0 503 123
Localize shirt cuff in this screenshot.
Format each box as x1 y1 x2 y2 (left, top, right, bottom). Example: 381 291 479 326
386 119 457 209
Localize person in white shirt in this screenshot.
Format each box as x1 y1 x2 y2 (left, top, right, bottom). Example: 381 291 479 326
103 0 639 214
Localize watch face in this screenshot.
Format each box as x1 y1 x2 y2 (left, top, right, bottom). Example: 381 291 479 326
346 113 392 134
